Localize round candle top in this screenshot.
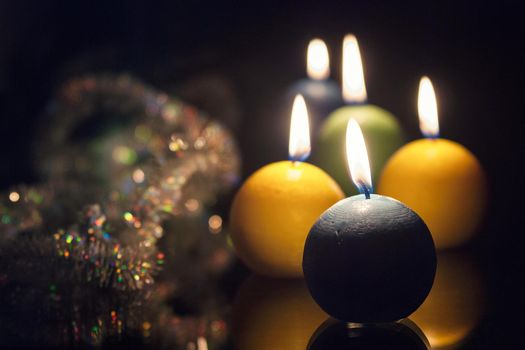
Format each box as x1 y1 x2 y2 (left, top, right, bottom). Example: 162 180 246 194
303 119 436 323
308 318 430 350
410 251 486 350
313 34 403 195
377 77 487 249
233 275 328 350
230 95 344 277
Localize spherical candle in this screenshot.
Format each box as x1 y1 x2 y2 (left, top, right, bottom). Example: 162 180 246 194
377 77 488 249
308 319 430 350
303 119 436 323
313 34 404 195
230 95 344 277
410 251 486 349
304 195 436 322
287 39 343 126
232 275 328 350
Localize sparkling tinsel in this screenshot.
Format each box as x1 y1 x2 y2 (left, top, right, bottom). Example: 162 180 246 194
0 74 240 348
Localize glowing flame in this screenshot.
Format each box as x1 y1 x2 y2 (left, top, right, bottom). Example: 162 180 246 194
418 76 440 138
307 38 330 80
346 119 372 197
289 94 311 162
342 34 367 103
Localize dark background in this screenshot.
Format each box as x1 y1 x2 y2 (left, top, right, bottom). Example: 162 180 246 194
0 0 523 347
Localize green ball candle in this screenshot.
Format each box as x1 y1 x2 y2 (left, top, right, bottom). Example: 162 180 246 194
313 34 404 195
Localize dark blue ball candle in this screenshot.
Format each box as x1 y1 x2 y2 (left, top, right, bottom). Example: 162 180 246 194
302 119 436 323
288 79 342 122
287 39 343 126
303 194 436 322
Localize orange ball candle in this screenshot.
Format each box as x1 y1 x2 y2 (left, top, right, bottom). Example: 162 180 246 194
230 95 344 277
378 77 487 249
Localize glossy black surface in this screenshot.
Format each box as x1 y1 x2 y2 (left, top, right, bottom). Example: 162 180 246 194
230 247 488 350
307 319 430 350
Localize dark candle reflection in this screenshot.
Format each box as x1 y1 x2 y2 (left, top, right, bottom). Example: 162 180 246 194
409 249 486 349
307 318 430 350
232 274 327 350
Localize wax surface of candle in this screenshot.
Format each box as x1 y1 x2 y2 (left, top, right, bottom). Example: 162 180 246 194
230 161 344 277
410 251 486 349
232 275 327 350
303 194 436 322
308 318 430 350
314 104 404 194
378 139 487 249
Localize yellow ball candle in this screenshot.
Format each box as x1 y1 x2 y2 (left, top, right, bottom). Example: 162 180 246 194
230 95 344 277
378 77 487 249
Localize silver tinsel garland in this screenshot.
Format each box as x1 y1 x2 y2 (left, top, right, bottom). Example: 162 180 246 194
0 74 240 348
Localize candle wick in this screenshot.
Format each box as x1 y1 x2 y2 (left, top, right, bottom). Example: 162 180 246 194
424 133 440 140
358 181 371 199
347 100 367 107
289 154 306 165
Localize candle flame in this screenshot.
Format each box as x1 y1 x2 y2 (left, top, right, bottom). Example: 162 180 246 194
289 94 311 162
342 34 367 103
346 119 372 197
418 76 440 138
307 38 330 80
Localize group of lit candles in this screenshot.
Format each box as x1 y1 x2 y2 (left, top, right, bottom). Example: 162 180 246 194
230 34 487 323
